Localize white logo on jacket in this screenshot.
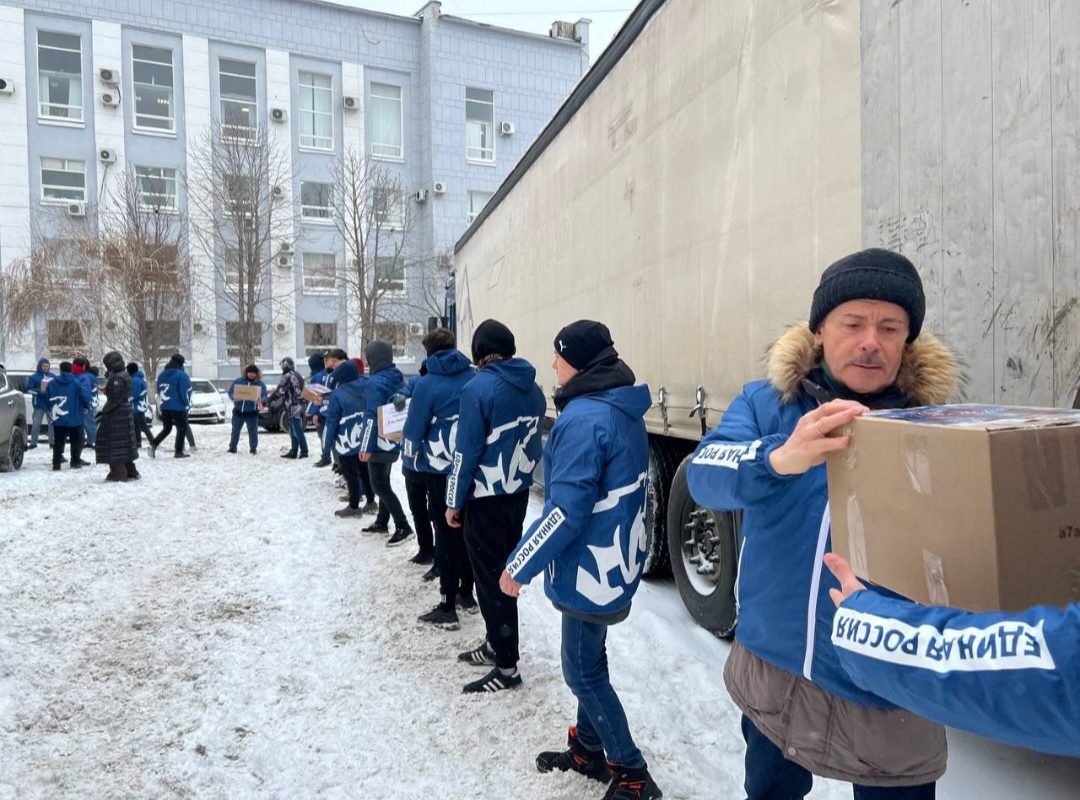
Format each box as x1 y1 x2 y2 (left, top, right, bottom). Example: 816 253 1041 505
158 383 171 405
576 472 649 606
51 395 69 420
474 416 539 497
335 411 365 454
425 415 459 471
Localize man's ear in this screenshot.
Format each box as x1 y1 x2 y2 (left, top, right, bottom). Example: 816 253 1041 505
813 325 824 348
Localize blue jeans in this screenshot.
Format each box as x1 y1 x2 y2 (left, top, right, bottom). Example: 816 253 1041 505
31 407 53 446
560 614 644 769
288 415 308 456
230 413 259 452
83 407 98 445
741 715 936 800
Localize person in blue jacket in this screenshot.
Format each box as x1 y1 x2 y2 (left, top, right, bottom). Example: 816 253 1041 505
126 362 154 448
396 369 436 570
306 352 330 452
150 353 192 459
227 364 268 455
685 250 958 799
72 357 98 447
501 321 662 800
357 340 412 539
26 356 56 449
823 552 1080 758
321 359 371 518
46 361 93 471
400 328 476 630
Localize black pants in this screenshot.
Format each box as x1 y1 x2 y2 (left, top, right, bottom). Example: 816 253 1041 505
741 715 936 800
132 410 154 447
429 472 473 607
52 425 85 469
464 492 529 668
368 459 409 530
153 409 190 454
403 465 434 554
340 454 366 508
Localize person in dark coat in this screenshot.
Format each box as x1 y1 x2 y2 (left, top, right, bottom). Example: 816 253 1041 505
96 351 140 481
271 356 308 459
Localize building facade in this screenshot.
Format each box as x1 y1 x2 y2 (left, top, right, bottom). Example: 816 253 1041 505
0 0 587 377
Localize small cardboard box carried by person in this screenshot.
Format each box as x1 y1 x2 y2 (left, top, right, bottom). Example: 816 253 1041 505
827 405 1080 612
301 383 331 404
233 384 262 403
377 400 409 442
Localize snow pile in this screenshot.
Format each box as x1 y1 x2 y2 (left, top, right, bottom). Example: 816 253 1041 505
1 425 1077 799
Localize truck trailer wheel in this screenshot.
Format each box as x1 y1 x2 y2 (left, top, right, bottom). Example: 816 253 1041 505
666 454 738 637
642 438 678 577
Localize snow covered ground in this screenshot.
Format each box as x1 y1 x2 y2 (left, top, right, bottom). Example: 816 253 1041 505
1 423 1077 799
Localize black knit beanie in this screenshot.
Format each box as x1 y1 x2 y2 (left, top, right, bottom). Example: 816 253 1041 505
126 362 138 375
60 361 72 373
809 249 925 342
471 320 516 364
167 353 185 369
554 320 618 371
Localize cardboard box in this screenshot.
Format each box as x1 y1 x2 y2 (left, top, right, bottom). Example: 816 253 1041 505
377 400 409 442
827 405 1080 612
232 384 262 403
302 384 331 404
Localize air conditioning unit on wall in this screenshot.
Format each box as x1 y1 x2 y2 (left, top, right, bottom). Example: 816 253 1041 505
67 203 86 217
270 107 287 122
99 148 117 163
277 255 291 268
433 181 446 195
0 78 14 95
499 121 515 136
98 67 118 83
343 96 359 111
101 92 120 107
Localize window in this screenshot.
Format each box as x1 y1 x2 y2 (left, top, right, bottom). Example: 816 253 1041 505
47 319 85 360
38 31 83 121
304 322 337 356
466 87 494 162
375 256 404 294
132 45 174 131
224 174 255 215
145 319 181 357
298 71 333 150
223 247 242 293
41 158 86 203
300 181 333 221
374 321 409 358
370 82 402 159
373 187 405 228
302 252 337 294
225 320 263 358
467 190 493 224
219 58 257 138
43 238 90 285
135 165 177 210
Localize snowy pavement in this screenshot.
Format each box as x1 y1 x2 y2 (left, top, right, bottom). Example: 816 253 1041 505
1 423 1078 799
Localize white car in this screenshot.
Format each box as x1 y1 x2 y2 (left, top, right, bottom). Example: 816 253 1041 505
186 379 227 424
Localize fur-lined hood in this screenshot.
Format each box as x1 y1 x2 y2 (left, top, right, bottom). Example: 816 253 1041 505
767 323 960 406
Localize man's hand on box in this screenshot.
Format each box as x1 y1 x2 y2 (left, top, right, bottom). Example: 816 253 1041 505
824 553 867 607
768 399 867 475
391 393 406 412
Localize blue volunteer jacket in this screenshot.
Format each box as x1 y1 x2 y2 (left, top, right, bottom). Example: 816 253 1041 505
157 367 192 412
359 365 404 457
228 377 268 414
832 592 1080 757
306 368 330 418
26 358 56 411
130 370 149 415
322 363 369 457
505 384 651 619
46 372 93 427
402 350 475 475
685 379 894 707
446 358 545 509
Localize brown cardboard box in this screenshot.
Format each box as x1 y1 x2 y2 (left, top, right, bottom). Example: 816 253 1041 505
302 384 330 404
232 384 262 403
827 405 1080 612
377 401 408 442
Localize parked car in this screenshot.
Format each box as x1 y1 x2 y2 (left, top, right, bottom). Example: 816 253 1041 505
4 370 47 432
186 379 227 424
0 366 28 471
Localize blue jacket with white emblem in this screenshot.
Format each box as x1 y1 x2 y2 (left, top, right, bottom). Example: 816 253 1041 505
402 349 475 475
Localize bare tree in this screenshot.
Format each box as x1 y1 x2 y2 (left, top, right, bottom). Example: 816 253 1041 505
183 122 295 367
332 148 435 351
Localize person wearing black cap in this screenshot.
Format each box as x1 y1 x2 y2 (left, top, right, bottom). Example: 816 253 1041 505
500 320 661 798
686 249 959 799
150 353 192 459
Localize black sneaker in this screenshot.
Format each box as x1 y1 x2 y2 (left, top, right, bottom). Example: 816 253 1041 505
360 500 379 515
409 549 434 565
175 452 190 459
298 453 308 459
362 523 389 534
421 565 440 582
386 527 414 548
458 641 496 667
457 592 480 615
602 765 663 800
335 507 363 518
418 604 459 630
250 449 257 455
280 451 298 460
537 727 611 782
314 456 331 468
463 666 522 694
227 447 237 453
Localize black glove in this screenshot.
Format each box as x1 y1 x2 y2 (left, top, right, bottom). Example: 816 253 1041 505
391 393 407 412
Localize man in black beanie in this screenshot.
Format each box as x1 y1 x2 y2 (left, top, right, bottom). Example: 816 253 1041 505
685 248 959 800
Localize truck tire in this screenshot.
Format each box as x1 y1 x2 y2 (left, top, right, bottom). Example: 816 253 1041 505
642 438 678 577
666 454 738 637
0 423 26 472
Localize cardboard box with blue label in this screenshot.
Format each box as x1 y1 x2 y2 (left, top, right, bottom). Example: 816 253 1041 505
827 405 1080 612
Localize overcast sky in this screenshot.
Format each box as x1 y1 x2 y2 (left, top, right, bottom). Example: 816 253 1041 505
326 0 634 63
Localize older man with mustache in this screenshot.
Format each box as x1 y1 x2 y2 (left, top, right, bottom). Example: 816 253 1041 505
687 249 960 800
